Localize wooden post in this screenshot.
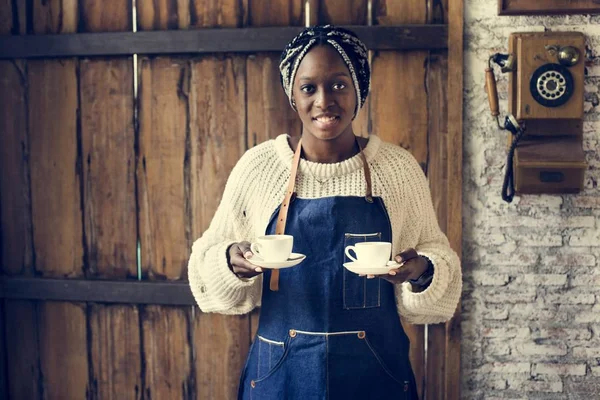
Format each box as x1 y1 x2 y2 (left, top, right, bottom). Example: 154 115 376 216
445 0 463 398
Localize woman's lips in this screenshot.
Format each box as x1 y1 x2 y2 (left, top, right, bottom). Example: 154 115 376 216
313 115 340 129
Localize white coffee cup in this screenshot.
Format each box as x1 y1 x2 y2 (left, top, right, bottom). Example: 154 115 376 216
344 242 391 268
250 235 294 262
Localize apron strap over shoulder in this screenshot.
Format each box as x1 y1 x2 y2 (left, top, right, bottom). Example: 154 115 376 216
357 139 373 203
270 136 373 291
271 138 303 291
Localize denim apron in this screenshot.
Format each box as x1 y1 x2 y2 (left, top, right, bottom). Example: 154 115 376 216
238 140 418 400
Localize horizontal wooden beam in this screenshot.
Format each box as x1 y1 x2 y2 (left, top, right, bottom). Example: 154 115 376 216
0 277 197 306
0 25 448 59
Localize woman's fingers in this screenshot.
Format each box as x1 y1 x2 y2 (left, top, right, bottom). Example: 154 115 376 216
228 242 263 278
394 248 419 264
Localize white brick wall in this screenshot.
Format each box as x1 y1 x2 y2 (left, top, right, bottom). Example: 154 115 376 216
462 1 600 398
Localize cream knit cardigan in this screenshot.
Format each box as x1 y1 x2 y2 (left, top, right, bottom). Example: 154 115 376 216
188 134 462 325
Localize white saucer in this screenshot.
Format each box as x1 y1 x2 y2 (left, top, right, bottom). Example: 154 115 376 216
247 253 306 269
343 261 401 275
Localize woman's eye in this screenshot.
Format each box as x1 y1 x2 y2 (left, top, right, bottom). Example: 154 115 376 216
300 85 315 93
333 83 346 90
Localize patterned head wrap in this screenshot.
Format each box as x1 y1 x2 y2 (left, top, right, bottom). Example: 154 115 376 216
279 25 370 119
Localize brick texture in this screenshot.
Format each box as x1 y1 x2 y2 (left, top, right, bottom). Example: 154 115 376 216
462 1 600 398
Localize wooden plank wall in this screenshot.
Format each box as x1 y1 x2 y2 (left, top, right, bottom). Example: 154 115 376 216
0 0 462 399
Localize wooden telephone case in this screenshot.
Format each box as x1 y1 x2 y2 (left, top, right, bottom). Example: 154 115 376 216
507 32 586 194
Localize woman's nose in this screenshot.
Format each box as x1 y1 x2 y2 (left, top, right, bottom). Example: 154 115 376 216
315 88 334 109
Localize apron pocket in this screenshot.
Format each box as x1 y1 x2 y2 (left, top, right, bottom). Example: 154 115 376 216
255 335 288 381
328 331 409 399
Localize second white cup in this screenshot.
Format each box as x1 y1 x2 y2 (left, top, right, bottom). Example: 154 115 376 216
344 242 391 268
251 235 294 262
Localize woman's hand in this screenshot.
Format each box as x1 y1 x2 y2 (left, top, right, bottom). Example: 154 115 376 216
227 241 263 279
363 248 429 284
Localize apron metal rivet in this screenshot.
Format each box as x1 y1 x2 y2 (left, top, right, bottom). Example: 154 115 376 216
251 380 256 388
289 329 297 337
357 331 366 339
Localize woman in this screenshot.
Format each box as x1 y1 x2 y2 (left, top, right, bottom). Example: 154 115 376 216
188 25 461 399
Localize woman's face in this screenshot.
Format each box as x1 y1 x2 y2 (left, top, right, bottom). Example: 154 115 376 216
292 45 357 142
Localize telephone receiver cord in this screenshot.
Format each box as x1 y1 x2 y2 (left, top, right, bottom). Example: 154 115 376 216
501 128 524 203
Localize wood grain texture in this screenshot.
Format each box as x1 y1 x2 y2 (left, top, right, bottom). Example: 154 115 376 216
246 0 303 146
80 58 137 279
0 60 38 400
4 300 42 400
0 61 33 276
248 0 304 26
189 56 246 237
0 0 33 35
317 0 368 24
137 57 197 398
28 58 89 399
445 0 463 397
0 0 13 34
188 54 250 399
80 0 132 32
370 1 429 164
194 313 250 399
32 0 78 34
138 57 189 280
250 309 260 339
28 60 83 277
137 0 243 30
89 305 142 400
29 6 88 397
38 301 89 400
78 3 141 399
142 306 193 399
247 55 301 145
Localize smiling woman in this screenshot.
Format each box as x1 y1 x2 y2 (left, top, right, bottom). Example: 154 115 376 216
187 25 462 400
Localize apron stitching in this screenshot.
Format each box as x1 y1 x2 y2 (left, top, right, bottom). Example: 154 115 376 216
293 329 364 336
342 267 347 308
253 337 292 384
363 336 404 386
326 335 330 400
362 276 367 308
257 335 285 346
257 340 262 379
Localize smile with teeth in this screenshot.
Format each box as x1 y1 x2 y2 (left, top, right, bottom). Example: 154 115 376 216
315 115 338 122
313 115 340 127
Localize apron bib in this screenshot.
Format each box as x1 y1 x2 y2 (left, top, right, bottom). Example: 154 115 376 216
238 139 418 400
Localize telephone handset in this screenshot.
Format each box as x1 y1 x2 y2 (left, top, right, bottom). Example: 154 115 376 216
485 32 586 203
485 56 526 202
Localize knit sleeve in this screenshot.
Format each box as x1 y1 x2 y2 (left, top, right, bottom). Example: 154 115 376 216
187 153 263 315
394 157 462 325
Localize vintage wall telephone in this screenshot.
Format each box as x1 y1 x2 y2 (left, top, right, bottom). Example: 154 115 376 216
485 32 587 202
